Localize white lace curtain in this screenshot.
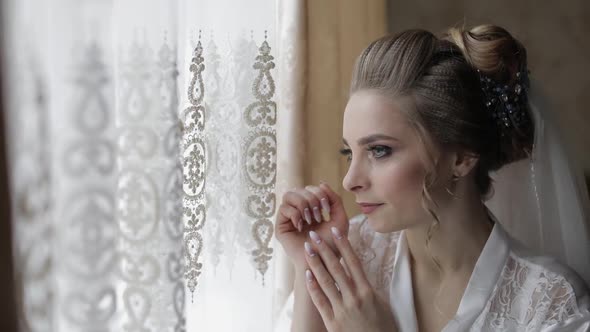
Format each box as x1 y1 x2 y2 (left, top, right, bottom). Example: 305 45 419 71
1 0 304 331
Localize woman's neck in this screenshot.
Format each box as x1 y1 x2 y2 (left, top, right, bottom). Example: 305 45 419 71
405 186 493 279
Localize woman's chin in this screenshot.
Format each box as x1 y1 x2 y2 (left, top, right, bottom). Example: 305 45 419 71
366 214 391 233
365 213 407 233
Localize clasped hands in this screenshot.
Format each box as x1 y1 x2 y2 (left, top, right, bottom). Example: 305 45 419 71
275 182 397 332
302 227 397 332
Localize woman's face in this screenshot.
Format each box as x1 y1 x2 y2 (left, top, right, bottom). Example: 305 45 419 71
341 90 436 233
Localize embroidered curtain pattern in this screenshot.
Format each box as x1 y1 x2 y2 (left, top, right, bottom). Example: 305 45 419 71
2 0 283 331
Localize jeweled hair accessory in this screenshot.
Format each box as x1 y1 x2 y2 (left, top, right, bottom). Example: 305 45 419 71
477 68 531 136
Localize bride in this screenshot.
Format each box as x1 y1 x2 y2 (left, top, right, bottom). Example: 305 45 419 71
274 25 590 331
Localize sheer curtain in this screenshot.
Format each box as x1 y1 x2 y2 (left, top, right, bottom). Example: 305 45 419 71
1 0 305 331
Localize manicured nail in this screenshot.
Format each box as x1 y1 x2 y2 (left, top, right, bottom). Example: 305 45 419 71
312 206 322 222
304 208 312 225
305 269 314 282
320 198 331 221
304 242 315 257
331 227 342 239
309 230 321 244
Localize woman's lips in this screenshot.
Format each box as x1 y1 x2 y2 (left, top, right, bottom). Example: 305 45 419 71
358 203 384 214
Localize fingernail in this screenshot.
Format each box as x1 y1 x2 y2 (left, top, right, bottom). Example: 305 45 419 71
309 230 321 244
304 208 312 225
312 206 322 222
298 219 303 232
304 242 315 257
320 198 331 221
306 269 314 282
331 226 343 239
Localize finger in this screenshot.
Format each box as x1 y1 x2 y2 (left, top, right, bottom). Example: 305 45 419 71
304 239 341 307
305 185 331 222
318 182 348 229
304 268 334 322
282 190 314 225
307 230 354 301
329 226 371 292
279 204 303 232
340 257 352 278
318 181 343 207
304 242 341 318
299 189 323 224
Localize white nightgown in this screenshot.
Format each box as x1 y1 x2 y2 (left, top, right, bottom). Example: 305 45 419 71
274 214 590 331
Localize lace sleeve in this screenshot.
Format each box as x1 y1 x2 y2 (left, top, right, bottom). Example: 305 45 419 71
535 272 590 332
481 254 590 331
532 272 590 332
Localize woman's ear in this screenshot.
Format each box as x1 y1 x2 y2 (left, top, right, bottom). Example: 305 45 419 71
452 150 479 177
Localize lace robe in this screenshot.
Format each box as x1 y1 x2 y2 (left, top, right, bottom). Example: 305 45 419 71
275 214 590 331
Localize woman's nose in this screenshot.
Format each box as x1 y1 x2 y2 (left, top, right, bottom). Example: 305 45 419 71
342 161 368 193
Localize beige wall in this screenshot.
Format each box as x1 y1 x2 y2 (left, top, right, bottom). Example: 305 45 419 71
305 0 387 216
387 0 590 174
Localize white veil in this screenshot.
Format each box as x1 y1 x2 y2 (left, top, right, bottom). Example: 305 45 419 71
485 84 590 286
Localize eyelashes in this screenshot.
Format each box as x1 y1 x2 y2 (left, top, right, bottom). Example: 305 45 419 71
339 145 393 162
338 148 352 162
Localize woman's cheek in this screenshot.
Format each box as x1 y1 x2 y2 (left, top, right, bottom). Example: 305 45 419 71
382 158 428 220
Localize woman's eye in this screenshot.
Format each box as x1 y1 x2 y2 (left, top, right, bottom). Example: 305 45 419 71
339 148 352 162
339 146 392 162
368 145 392 159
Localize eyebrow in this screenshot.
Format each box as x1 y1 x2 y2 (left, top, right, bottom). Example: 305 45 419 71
342 134 399 146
